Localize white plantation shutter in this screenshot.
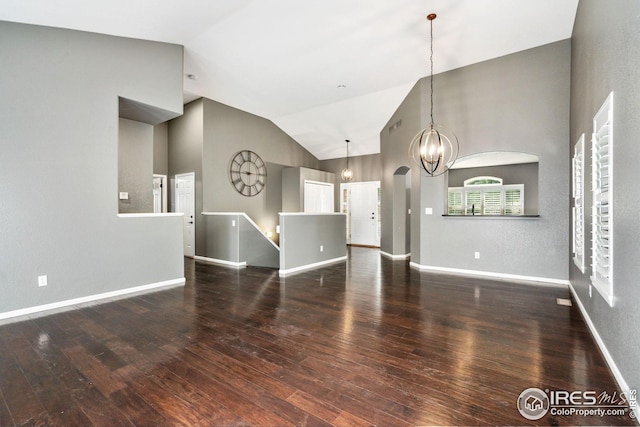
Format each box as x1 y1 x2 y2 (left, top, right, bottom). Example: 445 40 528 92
572 135 585 272
483 190 502 215
447 182 524 216
465 191 482 215
448 189 464 215
504 187 523 215
591 92 614 306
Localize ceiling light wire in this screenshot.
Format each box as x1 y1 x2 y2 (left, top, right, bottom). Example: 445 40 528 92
407 13 459 177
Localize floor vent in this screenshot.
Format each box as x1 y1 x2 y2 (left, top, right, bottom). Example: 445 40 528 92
556 298 572 307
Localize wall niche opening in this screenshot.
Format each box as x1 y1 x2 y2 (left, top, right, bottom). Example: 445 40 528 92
446 151 539 217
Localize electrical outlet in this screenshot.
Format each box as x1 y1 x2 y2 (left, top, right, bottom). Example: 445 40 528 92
474 252 480 259
320 245 324 252
589 285 592 298
424 207 433 215
231 220 236 227
38 275 48 287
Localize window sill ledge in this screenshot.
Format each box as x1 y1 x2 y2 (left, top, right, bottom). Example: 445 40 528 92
442 214 540 219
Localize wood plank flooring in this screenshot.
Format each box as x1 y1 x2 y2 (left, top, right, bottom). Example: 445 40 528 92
0 247 636 426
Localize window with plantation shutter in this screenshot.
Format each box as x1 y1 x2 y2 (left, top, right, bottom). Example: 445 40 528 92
448 189 463 215
591 92 614 306
447 177 524 216
572 134 586 273
465 191 482 215
504 188 523 215
483 190 502 215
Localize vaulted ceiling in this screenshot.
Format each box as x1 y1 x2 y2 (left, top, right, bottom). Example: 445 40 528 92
1 0 578 159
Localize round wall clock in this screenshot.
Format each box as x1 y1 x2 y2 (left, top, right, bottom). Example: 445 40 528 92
228 150 267 197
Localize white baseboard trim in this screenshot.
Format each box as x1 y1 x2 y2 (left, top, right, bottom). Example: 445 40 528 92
409 262 570 287
380 251 411 260
569 284 639 420
279 255 348 276
194 255 247 268
0 278 185 323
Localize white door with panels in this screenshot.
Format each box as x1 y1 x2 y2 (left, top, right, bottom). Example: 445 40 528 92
341 181 380 247
175 172 195 257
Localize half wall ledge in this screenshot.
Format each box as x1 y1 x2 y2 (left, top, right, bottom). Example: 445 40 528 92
279 212 347 276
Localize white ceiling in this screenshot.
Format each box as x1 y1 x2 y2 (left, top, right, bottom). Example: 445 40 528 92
1 0 578 160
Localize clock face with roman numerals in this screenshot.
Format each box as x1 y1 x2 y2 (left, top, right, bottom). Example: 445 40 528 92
229 150 267 197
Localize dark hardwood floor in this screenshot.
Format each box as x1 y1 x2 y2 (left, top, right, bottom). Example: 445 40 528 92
0 247 636 426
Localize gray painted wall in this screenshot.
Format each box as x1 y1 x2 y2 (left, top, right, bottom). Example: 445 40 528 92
282 168 302 213
570 0 640 396
380 84 422 256
381 40 571 280
201 99 319 238
168 99 205 253
392 168 411 255
169 98 320 256
0 22 184 315
202 214 240 263
279 214 347 272
153 122 169 176
319 153 381 183
238 216 279 269
118 118 154 213
200 213 279 268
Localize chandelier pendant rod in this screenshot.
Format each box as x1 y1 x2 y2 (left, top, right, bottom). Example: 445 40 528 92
407 12 459 177
429 13 435 128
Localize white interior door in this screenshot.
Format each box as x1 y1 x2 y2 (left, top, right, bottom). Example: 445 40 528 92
175 172 195 257
304 180 334 213
348 181 380 247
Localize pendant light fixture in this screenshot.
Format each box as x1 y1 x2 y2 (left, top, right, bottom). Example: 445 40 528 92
408 13 459 177
341 139 354 181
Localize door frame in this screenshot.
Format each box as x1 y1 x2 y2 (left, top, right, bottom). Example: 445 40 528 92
340 180 381 247
153 174 167 213
175 172 196 258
